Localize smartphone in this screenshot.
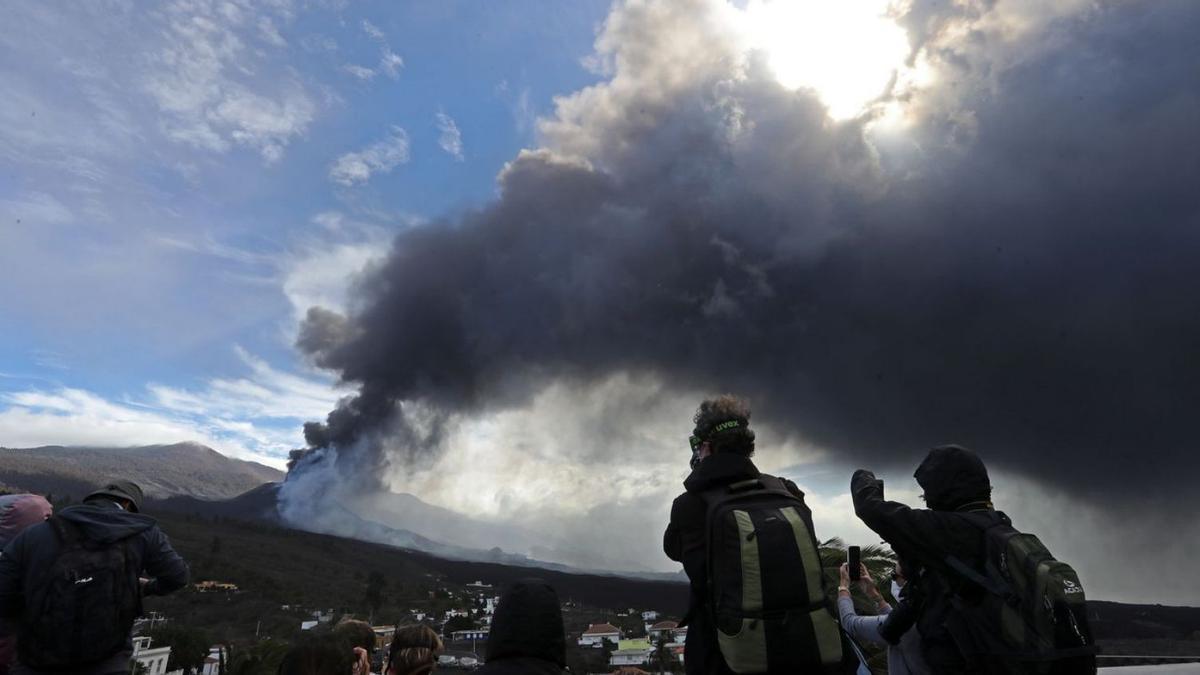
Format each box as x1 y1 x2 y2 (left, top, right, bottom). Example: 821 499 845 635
848 546 861 581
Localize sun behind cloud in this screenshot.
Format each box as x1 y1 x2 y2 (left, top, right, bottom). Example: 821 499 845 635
739 0 911 120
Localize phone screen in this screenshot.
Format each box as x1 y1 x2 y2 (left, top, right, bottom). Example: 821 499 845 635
848 546 861 581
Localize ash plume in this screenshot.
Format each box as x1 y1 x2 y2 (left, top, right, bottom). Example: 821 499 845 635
290 0 1200 527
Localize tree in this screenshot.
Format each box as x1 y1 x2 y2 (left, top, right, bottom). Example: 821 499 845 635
225 640 291 675
149 624 211 674
600 637 617 666
363 570 386 616
442 615 476 637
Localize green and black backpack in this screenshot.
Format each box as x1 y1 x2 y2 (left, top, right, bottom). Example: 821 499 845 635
701 475 843 674
943 512 1096 675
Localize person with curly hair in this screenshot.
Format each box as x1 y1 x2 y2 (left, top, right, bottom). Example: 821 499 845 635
664 396 852 674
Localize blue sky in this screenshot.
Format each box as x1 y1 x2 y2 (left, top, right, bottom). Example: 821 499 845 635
1 1 610 465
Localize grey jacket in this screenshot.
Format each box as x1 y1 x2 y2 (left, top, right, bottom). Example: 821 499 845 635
838 596 932 675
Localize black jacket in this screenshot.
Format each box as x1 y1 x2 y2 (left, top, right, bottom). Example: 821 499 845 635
0 500 189 675
851 446 994 675
477 578 565 675
663 454 809 675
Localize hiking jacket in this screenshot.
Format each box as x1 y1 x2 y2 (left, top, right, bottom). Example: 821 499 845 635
665 453 827 675
851 448 995 675
476 579 566 675
0 500 189 675
0 496 52 675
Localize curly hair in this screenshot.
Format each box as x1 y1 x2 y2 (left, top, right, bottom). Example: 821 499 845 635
692 395 755 457
386 625 443 675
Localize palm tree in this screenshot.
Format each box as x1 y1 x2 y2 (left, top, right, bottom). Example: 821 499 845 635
819 537 896 600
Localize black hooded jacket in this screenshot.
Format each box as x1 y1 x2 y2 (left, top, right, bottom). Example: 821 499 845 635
663 453 807 675
851 446 995 675
0 500 189 675
477 578 565 675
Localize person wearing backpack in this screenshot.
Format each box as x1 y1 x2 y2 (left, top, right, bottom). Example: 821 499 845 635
0 494 52 675
0 480 189 675
664 396 850 675
851 446 1095 675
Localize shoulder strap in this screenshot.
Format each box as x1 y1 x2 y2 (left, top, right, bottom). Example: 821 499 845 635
944 511 1019 601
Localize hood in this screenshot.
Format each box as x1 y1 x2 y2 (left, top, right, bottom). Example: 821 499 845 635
683 452 760 493
57 502 157 544
913 445 991 511
0 494 52 547
486 578 565 666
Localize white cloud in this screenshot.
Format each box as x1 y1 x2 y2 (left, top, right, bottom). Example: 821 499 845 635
145 0 316 162
379 49 404 79
0 192 74 225
329 126 410 186
435 112 464 160
277 211 403 327
342 64 377 81
0 349 344 468
361 19 385 41
257 17 287 47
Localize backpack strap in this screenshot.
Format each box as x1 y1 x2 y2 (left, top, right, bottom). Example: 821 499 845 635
943 511 1019 603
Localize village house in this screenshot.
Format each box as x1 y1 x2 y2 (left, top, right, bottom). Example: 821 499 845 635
647 620 678 642
371 625 396 649
131 636 172 675
579 623 622 647
451 628 490 642
609 639 653 667
193 580 238 593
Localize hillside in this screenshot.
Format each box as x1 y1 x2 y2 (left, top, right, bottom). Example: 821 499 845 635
141 507 689 643
0 443 282 500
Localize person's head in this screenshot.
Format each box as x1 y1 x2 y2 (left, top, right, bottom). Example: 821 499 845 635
334 619 377 653
385 625 442 675
486 578 565 667
690 395 756 466
83 479 144 513
0 494 52 547
277 634 356 675
891 559 906 587
914 445 992 511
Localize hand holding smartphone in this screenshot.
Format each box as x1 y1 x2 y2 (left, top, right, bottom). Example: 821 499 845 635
848 546 861 581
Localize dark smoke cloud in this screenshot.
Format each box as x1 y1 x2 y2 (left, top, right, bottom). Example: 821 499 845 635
298 0 1200 516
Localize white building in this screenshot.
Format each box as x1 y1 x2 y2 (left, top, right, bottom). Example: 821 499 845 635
578 623 622 647
132 636 172 675
451 628 490 641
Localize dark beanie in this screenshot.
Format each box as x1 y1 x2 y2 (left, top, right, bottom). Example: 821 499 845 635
485 578 566 666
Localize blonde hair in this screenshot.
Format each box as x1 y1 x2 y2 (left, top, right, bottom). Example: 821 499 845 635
386 625 443 675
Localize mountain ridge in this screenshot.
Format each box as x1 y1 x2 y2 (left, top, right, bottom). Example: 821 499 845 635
0 442 283 501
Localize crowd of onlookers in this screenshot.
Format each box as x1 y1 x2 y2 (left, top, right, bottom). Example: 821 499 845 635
0 395 1098 674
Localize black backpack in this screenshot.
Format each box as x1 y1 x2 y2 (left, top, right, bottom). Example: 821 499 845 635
942 512 1096 675
700 475 843 674
19 516 142 669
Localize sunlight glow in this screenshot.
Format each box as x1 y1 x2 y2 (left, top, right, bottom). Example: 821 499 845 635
741 0 912 120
